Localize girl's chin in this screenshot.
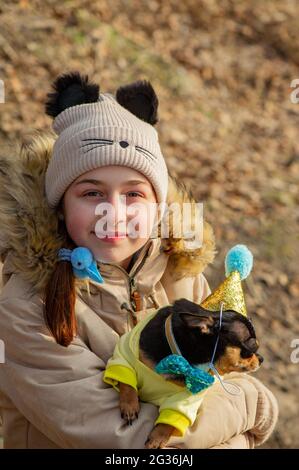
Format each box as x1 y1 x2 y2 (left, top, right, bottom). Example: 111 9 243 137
90 244 134 264
96 255 131 267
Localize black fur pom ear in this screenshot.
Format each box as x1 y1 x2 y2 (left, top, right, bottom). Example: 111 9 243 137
116 80 158 125
45 71 100 118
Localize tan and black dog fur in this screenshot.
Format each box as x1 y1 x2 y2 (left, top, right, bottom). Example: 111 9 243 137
119 298 263 449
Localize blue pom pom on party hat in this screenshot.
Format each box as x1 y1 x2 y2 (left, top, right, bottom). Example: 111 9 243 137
225 244 253 280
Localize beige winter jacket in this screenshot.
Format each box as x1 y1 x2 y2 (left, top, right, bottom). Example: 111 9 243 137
0 134 278 449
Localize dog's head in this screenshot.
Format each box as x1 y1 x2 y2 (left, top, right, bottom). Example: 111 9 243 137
172 299 263 375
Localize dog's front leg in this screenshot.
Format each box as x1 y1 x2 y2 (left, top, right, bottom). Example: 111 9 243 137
145 423 174 449
119 382 140 425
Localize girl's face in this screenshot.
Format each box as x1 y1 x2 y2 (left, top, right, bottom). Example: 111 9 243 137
62 166 158 269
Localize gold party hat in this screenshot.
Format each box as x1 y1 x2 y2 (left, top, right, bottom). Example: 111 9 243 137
201 245 253 317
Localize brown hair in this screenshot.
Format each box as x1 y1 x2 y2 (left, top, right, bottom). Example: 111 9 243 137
44 259 77 347
43 205 77 347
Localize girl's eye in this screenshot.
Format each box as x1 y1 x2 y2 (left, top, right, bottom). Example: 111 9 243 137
84 191 103 197
83 191 143 198
127 192 143 198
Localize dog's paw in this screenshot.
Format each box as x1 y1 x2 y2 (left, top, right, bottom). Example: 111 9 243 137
119 383 140 425
144 424 173 449
120 401 140 426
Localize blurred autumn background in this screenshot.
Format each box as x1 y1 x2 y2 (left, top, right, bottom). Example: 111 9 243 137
0 0 299 449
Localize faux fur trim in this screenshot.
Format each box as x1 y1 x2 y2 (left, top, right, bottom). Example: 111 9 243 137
160 176 216 280
0 132 216 292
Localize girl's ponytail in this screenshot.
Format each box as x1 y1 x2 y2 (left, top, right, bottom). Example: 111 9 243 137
43 210 77 347
44 259 77 347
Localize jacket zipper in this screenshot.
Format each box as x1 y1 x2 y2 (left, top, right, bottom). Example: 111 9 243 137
102 245 151 326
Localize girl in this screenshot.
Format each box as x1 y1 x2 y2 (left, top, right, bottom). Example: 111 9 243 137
0 72 278 449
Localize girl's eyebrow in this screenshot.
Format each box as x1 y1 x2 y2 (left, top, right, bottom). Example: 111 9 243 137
75 179 149 187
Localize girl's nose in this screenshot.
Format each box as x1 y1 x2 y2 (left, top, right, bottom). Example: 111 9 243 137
106 193 127 226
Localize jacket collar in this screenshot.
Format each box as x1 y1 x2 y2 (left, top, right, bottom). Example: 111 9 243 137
79 237 167 298
97 237 156 279
0 133 216 293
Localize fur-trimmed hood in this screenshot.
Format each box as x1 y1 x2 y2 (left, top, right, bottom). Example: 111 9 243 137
0 132 216 293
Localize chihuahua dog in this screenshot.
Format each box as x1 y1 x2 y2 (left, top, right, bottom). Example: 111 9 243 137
117 298 263 449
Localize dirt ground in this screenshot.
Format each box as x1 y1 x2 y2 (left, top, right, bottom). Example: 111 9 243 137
0 0 298 449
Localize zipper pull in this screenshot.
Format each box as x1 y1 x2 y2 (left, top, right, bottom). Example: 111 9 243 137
120 302 137 326
131 290 142 312
129 277 142 312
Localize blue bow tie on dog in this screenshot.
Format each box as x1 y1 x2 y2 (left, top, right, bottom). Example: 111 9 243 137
155 354 215 394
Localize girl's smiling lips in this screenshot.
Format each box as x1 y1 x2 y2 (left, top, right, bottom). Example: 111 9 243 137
91 231 128 242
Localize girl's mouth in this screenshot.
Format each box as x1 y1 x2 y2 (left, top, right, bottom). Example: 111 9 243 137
91 231 128 243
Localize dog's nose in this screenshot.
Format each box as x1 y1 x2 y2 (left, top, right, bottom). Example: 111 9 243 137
257 354 264 364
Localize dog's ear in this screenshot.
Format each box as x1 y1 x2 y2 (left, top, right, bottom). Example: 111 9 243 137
181 314 216 334
173 298 203 315
173 299 216 333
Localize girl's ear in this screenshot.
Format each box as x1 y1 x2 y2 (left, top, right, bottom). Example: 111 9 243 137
45 71 100 118
56 199 65 221
116 80 158 125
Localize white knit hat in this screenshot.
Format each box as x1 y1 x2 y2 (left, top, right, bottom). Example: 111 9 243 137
45 72 168 209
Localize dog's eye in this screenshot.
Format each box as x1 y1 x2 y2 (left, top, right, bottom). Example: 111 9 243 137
245 338 258 352
240 349 254 359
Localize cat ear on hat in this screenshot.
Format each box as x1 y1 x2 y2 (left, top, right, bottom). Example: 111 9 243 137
116 80 159 125
45 71 100 118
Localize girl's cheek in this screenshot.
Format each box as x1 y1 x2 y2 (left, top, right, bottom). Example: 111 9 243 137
65 200 94 235
68 197 95 218
66 216 87 241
